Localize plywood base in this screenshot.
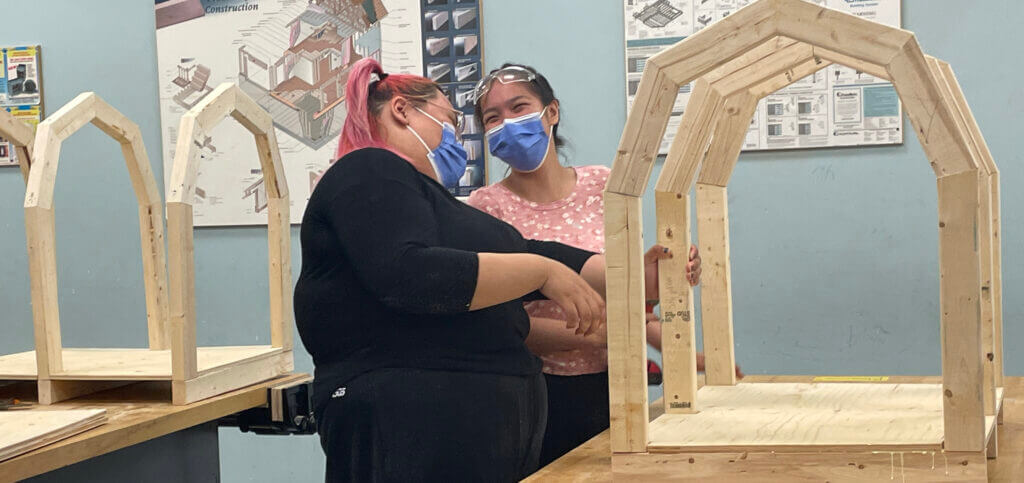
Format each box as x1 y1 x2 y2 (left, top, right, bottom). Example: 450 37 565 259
646 383 1000 453
613 449 989 482
0 346 282 380
0 409 107 462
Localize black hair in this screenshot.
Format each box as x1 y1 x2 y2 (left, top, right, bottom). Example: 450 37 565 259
474 63 568 153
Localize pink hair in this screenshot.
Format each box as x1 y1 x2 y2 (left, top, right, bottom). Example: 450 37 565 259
335 58 441 160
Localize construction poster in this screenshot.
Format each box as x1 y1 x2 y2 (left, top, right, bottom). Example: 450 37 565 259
0 45 42 168
155 0 483 226
624 0 903 154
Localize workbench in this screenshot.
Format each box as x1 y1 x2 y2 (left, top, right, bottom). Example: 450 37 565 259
0 373 310 483
526 376 1024 482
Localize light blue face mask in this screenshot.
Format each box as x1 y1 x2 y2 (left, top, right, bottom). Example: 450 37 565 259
408 107 468 188
486 107 553 173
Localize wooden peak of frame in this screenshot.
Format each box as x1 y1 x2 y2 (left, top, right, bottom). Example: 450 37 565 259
0 107 36 182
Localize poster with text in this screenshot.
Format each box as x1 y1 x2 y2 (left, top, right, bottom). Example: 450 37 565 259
624 0 903 154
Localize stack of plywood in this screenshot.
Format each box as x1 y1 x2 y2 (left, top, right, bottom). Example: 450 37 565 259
0 409 106 462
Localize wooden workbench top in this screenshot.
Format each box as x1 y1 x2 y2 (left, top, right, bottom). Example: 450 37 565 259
525 375 1024 482
0 373 309 482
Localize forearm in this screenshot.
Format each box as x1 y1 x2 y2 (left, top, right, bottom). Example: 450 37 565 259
470 253 549 310
646 319 662 351
526 316 605 353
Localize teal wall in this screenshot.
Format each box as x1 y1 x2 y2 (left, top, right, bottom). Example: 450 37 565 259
0 1 1020 481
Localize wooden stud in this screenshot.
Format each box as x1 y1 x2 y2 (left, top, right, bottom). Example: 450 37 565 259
886 39 976 177
167 82 293 404
605 64 680 196
747 56 830 99
696 92 759 187
655 191 698 414
936 60 1004 388
700 36 798 86
654 79 724 195
937 170 985 452
651 0 780 85
604 191 648 452
0 107 36 182
813 46 889 80
775 0 913 67
696 184 736 386
709 42 815 98
928 57 996 418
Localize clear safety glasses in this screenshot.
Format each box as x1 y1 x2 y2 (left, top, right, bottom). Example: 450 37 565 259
471 66 536 104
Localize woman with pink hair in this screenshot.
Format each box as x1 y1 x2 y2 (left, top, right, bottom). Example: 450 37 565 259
294 58 609 481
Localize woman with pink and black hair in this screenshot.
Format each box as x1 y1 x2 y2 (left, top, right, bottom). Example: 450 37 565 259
293 58 607 481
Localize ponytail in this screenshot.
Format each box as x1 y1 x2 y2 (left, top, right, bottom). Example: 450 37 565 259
335 58 444 160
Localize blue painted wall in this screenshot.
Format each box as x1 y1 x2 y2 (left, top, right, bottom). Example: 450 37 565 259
0 1 1020 481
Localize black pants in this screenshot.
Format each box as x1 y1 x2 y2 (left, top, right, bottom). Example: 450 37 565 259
538 371 610 468
317 368 547 483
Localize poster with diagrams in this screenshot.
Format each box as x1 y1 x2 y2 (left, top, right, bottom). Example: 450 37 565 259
421 0 484 197
156 0 425 226
0 45 42 168
624 0 903 154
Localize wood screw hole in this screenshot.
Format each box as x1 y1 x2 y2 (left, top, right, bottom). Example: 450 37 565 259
944 389 953 398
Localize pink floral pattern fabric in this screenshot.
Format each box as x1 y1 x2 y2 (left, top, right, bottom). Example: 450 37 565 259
468 166 610 376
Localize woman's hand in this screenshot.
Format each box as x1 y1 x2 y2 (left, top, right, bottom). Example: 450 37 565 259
644 245 672 301
539 259 606 336
687 244 702 286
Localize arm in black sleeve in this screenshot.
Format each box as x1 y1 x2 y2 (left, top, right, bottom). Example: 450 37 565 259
520 240 597 302
324 150 477 314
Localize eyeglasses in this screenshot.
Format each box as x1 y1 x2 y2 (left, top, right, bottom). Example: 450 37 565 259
423 101 466 139
471 66 536 104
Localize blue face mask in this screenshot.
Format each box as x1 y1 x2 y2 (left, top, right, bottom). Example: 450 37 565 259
486 107 552 173
408 107 468 188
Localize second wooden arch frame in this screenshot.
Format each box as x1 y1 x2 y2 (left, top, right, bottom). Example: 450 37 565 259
604 0 1003 466
5 83 293 405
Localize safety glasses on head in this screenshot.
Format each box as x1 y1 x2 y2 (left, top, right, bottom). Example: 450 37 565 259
471 66 536 104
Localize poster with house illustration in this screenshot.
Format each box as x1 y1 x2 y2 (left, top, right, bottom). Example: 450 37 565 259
156 0 420 226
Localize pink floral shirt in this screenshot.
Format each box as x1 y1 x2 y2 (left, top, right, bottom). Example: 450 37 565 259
467 165 610 376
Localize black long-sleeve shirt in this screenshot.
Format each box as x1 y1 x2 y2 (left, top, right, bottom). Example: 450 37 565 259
294 148 595 411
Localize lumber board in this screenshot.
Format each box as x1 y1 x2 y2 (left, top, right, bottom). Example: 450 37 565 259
654 79 723 194
0 107 36 181
606 65 679 196
651 0 779 85
935 60 1004 387
0 409 107 463
937 170 986 452
24 206 62 377
886 39 975 177
37 381 131 406
167 203 198 383
775 0 913 66
646 383 953 452
174 350 293 405
927 56 997 418
746 56 829 99
603 192 648 452
701 36 798 85
612 449 988 482
0 346 282 380
695 184 736 386
654 191 697 414
710 42 815 97
0 373 309 482
696 92 758 187
813 46 889 80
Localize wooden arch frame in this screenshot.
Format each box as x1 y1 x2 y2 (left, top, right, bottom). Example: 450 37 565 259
606 0 1003 478
0 108 35 181
17 93 171 403
166 82 293 405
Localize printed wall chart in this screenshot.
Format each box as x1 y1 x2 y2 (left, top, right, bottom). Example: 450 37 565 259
0 45 42 168
156 0 481 226
624 0 903 154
